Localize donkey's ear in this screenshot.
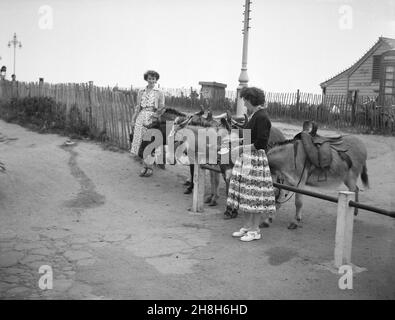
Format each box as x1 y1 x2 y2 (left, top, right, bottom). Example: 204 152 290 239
220 118 231 132
310 121 318 136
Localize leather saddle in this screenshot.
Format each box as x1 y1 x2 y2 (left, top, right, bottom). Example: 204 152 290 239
294 121 352 171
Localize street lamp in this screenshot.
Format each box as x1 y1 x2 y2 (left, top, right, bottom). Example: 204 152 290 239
236 0 252 116
8 33 22 78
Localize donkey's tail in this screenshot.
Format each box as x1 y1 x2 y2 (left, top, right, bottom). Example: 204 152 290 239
361 163 369 189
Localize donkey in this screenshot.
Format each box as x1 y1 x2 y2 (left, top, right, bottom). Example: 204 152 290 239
167 109 231 205
266 133 369 229
138 106 206 166
168 111 287 210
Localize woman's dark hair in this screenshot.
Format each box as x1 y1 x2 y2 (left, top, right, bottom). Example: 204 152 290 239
239 87 265 107
144 70 160 81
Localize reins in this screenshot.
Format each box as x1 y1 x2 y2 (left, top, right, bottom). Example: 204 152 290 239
273 139 308 205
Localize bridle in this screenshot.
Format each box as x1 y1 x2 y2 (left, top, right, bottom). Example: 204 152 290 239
271 139 308 204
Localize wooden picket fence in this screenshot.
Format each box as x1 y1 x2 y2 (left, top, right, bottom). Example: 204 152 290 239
1 80 394 148
0 80 136 150
266 91 395 134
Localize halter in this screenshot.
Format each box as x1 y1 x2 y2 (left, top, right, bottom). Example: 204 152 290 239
271 138 308 205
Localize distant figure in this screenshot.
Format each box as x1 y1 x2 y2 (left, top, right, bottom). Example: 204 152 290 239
0 66 6 80
11 74 16 81
130 70 165 177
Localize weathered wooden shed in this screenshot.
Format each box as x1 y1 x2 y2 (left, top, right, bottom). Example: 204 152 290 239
198 81 227 105
320 37 395 104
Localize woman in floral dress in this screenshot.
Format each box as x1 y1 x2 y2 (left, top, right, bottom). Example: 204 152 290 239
130 70 165 177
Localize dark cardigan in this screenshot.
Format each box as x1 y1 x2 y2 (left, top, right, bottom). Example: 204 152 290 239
245 108 272 151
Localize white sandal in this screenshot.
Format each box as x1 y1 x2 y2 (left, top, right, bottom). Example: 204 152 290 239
232 228 250 237
240 231 261 242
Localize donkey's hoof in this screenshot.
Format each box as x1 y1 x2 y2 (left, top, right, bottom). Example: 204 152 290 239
287 222 299 230
224 210 237 219
259 221 270 228
209 200 217 206
204 195 213 203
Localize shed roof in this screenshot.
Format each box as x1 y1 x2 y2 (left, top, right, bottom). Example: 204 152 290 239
198 81 227 88
320 37 395 88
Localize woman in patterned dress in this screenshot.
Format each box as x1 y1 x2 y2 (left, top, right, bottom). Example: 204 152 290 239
130 70 165 177
227 87 276 242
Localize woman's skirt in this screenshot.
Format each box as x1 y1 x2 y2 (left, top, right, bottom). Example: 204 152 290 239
226 148 276 216
130 109 155 157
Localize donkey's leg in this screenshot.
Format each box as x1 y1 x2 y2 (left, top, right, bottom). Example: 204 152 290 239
205 171 215 204
209 172 220 206
344 175 359 216
354 186 359 216
184 165 194 194
260 193 282 228
288 193 303 230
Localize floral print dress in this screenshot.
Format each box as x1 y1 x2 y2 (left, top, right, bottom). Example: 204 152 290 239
130 89 156 156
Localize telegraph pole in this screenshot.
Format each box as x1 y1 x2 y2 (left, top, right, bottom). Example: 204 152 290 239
236 0 252 116
8 33 22 78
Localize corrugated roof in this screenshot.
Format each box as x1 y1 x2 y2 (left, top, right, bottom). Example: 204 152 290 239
320 37 395 87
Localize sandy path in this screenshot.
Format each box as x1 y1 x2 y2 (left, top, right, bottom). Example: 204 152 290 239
0 119 394 299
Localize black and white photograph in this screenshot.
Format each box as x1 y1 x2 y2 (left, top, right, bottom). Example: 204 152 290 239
0 0 394 303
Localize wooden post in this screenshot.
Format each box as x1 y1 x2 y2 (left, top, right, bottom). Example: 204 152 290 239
334 191 355 268
351 91 358 126
192 153 205 213
296 89 300 117
38 78 44 97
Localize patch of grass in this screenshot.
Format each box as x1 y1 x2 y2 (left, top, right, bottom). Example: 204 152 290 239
0 97 95 139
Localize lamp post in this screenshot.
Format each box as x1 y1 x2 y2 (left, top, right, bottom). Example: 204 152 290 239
8 33 22 78
236 0 252 116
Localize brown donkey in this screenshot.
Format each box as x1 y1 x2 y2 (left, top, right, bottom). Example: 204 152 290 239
266 135 369 229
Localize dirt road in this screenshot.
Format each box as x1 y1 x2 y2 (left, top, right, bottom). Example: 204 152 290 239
0 119 394 299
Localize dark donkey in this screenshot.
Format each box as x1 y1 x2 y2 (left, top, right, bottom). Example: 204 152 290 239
130 108 188 165
134 107 206 181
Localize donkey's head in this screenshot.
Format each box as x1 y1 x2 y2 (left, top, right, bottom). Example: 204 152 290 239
266 139 307 186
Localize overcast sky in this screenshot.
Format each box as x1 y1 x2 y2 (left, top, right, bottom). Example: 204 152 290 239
0 0 393 93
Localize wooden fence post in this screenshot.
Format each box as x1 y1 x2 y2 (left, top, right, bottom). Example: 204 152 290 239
192 153 205 213
38 78 44 97
88 81 94 129
296 89 300 118
334 191 355 268
351 91 358 126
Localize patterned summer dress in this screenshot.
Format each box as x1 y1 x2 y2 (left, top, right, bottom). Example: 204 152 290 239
130 88 156 156
226 108 276 216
